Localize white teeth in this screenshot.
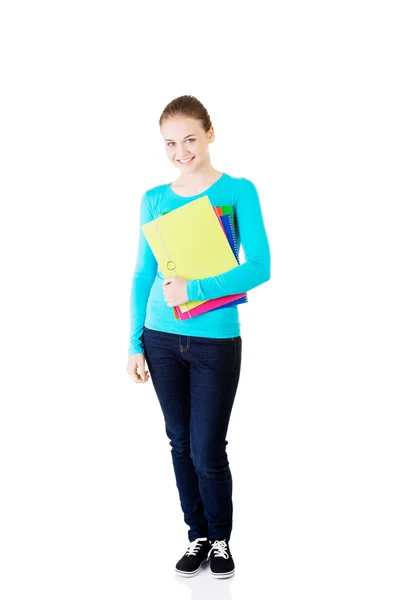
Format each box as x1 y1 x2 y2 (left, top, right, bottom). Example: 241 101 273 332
178 157 193 164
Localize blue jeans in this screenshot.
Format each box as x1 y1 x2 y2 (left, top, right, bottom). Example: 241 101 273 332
142 326 242 542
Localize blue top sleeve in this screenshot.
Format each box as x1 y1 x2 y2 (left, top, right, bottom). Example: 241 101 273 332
128 192 157 355
186 178 271 301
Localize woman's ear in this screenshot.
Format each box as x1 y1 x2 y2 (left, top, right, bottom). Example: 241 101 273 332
208 126 215 143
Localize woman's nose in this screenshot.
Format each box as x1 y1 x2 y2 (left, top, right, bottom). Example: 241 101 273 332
176 145 190 158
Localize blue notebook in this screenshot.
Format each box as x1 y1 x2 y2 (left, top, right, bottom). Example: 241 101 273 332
211 213 248 312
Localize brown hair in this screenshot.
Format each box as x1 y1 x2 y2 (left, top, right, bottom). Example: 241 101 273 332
159 95 212 133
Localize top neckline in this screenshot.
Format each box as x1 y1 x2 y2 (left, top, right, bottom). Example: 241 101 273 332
167 172 227 199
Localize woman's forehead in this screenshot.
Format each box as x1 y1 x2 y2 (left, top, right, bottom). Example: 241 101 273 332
161 116 202 138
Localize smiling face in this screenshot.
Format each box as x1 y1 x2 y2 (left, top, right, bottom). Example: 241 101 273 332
161 116 214 173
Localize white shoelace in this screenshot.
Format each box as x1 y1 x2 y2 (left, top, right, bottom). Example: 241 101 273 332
209 539 229 559
185 537 208 556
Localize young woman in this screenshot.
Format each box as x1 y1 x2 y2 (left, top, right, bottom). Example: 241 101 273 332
127 95 271 578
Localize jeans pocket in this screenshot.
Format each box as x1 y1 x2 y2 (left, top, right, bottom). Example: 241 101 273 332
201 336 236 343
198 338 236 368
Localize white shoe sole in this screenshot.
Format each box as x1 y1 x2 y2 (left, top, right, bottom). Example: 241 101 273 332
175 557 209 577
210 567 235 579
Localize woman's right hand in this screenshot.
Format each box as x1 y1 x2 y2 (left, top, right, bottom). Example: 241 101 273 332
127 353 150 384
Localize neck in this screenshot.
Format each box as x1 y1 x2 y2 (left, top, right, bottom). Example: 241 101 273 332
177 158 220 185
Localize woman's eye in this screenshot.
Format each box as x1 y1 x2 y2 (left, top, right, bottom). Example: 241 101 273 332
167 139 195 147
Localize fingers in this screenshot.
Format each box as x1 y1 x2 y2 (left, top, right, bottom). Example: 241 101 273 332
131 364 150 383
127 354 150 384
131 370 150 383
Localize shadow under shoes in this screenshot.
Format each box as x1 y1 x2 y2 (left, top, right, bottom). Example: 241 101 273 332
208 539 235 578
175 537 210 577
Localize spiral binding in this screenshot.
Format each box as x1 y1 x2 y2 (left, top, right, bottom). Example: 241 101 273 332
228 214 240 264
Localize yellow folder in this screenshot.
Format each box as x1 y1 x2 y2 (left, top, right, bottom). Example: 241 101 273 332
141 195 238 313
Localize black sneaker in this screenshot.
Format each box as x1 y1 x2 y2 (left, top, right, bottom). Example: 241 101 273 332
175 537 210 577
208 539 235 578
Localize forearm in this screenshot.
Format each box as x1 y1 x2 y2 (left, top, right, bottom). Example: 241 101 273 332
128 191 157 355
187 254 270 301
128 274 154 355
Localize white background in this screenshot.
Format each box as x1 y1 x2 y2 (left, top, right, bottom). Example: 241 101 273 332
1 1 399 598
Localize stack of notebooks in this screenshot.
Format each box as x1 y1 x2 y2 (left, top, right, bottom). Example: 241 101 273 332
141 194 248 320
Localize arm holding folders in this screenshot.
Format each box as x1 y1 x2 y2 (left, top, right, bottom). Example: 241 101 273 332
141 195 240 313
175 210 247 319
186 178 271 302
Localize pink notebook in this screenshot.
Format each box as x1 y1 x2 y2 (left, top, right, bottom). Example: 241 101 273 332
175 291 247 320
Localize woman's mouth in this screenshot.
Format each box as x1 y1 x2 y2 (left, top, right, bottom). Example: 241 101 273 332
177 157 195 165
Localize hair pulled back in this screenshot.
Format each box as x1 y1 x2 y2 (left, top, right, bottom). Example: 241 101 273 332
159 95 212 133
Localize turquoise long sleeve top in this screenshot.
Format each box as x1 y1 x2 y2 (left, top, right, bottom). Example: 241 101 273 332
128 172 271 356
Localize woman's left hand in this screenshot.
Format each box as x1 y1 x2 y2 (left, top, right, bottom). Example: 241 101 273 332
162 276 189 307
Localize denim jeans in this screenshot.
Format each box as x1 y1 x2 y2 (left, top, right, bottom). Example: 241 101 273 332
142 325 242 542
